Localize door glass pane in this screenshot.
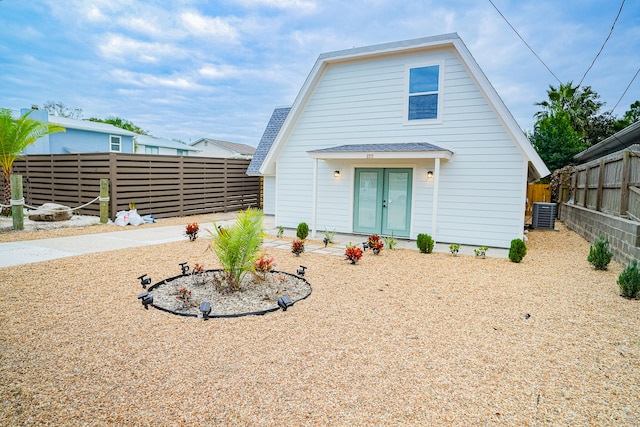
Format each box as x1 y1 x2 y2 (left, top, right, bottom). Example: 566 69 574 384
385 172 408 230
358 172 379 229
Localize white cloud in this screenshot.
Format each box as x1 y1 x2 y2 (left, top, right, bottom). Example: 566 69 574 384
233 0 317 12
199 64 241 79
111 69 203 90
86 5 106 22
179 10 239 41
117 16 165 38
98 34 182 63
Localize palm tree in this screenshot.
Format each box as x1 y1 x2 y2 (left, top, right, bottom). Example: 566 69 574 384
534 81 603 138
0 108 65 213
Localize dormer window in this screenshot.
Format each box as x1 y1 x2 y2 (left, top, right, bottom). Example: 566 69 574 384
408 65 440 121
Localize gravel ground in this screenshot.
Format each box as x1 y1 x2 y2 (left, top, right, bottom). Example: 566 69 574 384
1 217 639 426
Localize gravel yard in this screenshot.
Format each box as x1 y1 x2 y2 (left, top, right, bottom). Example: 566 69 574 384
1 218 639 426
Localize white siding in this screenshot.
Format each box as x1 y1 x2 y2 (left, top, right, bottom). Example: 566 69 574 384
192 144 234 157
274 48 528 247
263 176 276 215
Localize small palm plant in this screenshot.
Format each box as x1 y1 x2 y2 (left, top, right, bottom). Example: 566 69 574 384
0 108 64 214
208 208 264 290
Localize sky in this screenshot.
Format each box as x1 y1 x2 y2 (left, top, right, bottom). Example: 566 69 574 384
1 0 639 147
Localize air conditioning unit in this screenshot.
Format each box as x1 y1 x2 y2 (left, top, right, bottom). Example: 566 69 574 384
532 202 556 229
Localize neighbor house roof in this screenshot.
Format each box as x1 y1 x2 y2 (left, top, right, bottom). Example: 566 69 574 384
308 142 453 160
573 120 640 164
136 135 202 152
247 107 291 175
191 138 256 156
49 116 138 137
256 33 550 181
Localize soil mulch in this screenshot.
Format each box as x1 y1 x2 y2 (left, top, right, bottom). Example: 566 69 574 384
147 269 312 317
1 220 639 426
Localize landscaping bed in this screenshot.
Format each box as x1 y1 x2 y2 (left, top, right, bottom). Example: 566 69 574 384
1 221 639 425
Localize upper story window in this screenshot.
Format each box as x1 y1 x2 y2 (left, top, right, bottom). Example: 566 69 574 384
408 65 440 121
110 135 121 152
145 146 159 155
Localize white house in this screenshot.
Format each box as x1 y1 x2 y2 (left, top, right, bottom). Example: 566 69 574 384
247 33 550 248
190 138 255 159
135 134 202 156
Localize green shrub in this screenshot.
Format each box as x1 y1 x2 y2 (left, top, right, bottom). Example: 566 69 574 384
587 234 613 270
508 238 527 263
323 227 336 244
416 233 434 254
618 259 640 298
209 208 264 290
474 246 489 258
449 243 460 256
296 222 309 240
383 232 398 250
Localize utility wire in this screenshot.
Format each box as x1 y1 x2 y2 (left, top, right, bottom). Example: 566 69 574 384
488 0 562 84
610 67 639 114
578 0 626 86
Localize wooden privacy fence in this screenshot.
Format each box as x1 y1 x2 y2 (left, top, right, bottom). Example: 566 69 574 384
525 183 551 217
5 153 260 219
565 148 640 221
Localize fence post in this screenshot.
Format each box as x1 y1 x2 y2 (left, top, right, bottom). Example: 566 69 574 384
620 151 630 216
596 159 605 212
10 174 24 231
100 178 109 224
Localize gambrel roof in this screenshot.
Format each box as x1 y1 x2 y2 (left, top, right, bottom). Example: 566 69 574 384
254 33 550 181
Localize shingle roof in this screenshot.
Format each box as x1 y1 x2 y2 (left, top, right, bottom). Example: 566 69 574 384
247 107 291 175
308 142 448 153
192 138 256 155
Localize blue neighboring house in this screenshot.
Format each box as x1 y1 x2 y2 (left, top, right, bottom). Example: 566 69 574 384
20 107 137 154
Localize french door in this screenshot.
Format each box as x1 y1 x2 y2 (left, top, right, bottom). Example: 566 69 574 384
353 168 412 237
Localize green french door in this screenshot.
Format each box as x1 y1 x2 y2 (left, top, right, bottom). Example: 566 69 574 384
353 168 412 237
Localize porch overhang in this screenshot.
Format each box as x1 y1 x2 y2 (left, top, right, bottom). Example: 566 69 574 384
307 142 454 160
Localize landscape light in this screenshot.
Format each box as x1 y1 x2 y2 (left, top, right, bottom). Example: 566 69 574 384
179 262 189 275
277 295 293 311
199 301 212 320
323 237 329 247
362 242 368 251
137 291 153 309
137 274 151 289
297 265 307 276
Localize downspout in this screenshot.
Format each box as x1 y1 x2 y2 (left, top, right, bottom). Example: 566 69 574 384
311 158 318 239
431 158 441 242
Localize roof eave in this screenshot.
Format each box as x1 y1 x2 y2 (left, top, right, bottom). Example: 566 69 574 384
307 150 453 160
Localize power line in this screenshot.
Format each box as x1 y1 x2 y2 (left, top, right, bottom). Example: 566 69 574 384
610 67 639 114
487 0 562 84
578 0 626 87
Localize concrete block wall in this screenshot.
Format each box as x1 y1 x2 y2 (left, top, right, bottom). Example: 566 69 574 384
561 203 640 267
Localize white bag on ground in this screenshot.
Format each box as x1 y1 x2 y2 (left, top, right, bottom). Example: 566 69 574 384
114 209 144 226
114 210 129 226
127 210 144 226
